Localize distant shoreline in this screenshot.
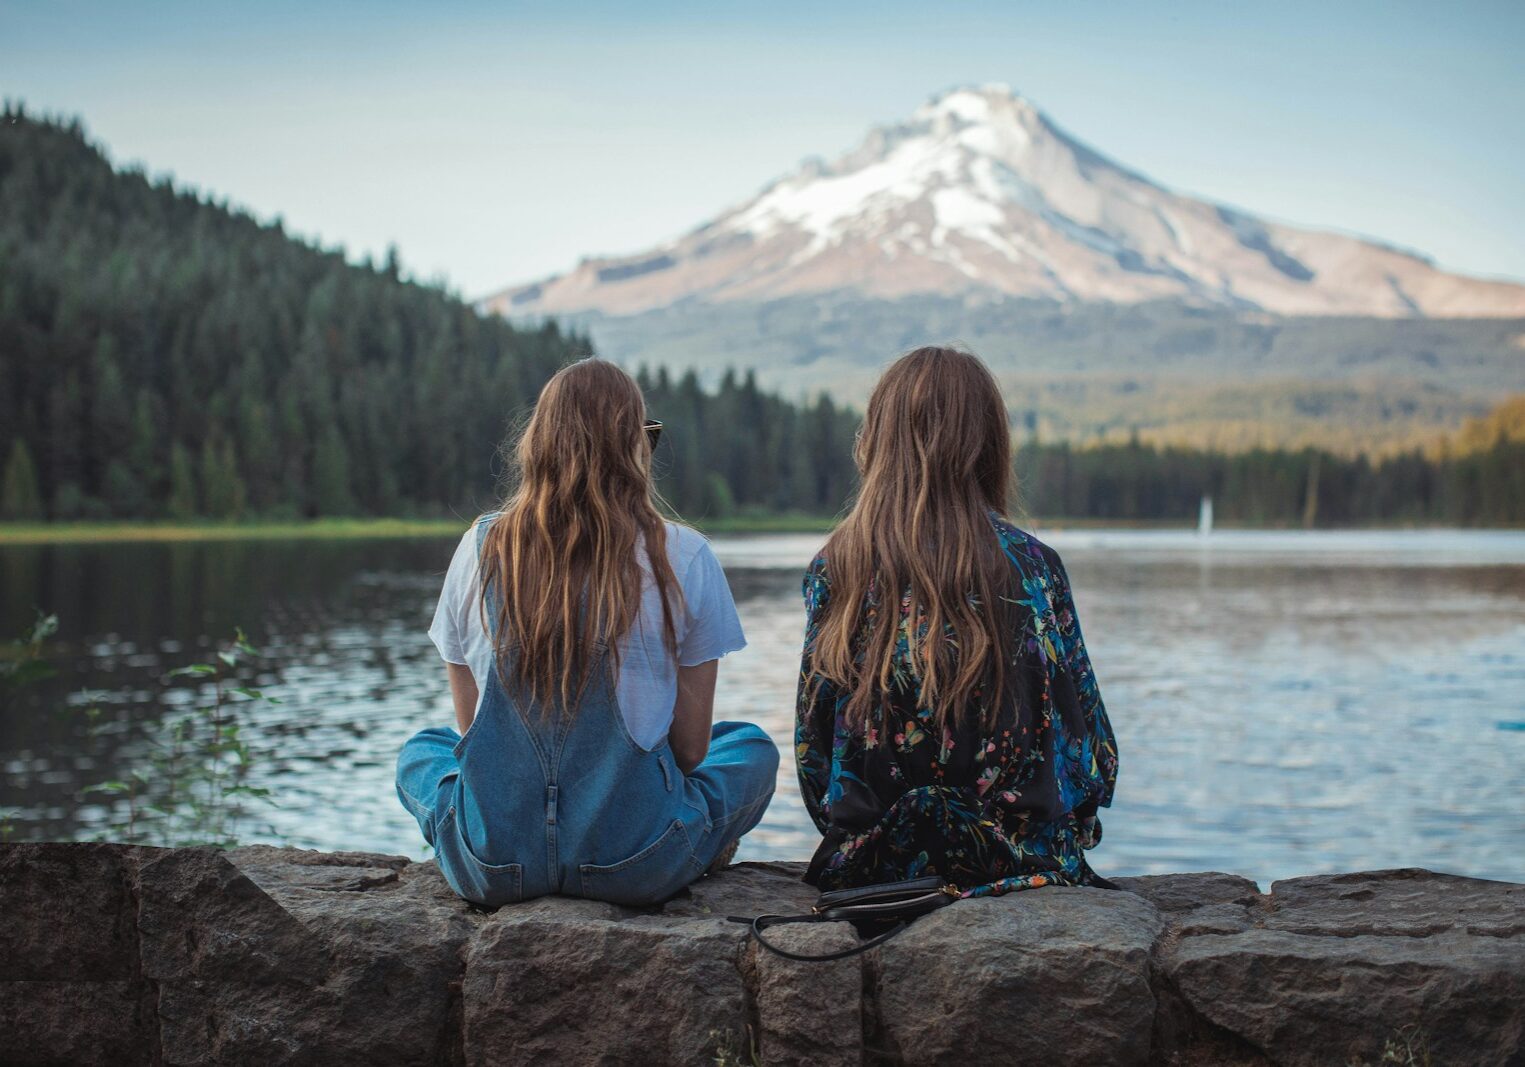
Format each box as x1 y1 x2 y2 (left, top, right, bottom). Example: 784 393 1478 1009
0 515 840 545
3 515 1518 546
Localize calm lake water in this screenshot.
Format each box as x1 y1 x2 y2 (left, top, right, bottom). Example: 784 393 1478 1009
4 528 1524 888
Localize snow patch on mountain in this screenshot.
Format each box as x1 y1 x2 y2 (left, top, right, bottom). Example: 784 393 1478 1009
485 85 1525 319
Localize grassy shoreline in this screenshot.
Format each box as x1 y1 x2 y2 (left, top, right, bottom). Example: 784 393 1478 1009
0 514 845 545
0 518 471 545
3 514 1513 545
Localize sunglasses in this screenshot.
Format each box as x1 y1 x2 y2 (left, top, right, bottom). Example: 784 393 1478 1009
644 420 663 447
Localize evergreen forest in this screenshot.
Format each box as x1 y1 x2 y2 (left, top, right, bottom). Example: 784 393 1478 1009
1 107 1521 528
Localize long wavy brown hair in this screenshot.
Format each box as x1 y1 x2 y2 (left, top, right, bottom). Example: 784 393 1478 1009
478 359 681 712
812 346 1017 733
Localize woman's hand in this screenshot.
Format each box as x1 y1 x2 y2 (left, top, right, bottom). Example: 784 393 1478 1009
669 659 718 774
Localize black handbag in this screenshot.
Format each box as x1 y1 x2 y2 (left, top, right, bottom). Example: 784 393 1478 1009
728 875 960 962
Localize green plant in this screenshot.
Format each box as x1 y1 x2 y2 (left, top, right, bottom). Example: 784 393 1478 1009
0 613 61 839
1347 1025 1433 1067
710 1027 761 1067
46 623 282 848
0 611 58 689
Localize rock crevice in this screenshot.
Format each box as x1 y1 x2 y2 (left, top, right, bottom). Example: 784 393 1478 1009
1 844 1521 1066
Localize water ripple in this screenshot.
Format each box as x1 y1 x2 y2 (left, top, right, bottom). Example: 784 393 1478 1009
2 530 1522 887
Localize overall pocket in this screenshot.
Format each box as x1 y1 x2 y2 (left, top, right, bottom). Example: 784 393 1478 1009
435 806 525 908
578 819 699 906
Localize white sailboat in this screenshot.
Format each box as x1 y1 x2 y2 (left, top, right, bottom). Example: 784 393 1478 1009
1197 495 1214 537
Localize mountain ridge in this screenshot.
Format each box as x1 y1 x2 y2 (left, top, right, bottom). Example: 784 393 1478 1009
484 84 1525 320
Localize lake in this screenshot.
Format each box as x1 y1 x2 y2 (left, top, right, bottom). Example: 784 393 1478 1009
3 528 1524 888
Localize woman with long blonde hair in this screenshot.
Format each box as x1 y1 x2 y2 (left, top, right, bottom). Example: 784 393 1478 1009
796 346 1118 896
397 359 777 907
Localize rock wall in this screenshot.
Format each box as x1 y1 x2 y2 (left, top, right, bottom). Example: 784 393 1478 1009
0 843 1521 1065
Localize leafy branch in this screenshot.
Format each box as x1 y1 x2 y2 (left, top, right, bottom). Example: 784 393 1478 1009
6 614 281 848
0 611 58 689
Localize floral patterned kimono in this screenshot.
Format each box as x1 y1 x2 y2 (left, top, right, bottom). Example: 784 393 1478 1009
795 515 1119 897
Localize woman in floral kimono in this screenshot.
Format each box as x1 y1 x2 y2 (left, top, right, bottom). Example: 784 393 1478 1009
795 346 1119 896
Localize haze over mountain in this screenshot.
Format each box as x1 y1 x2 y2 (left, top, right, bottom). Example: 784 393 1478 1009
486 85 1525 320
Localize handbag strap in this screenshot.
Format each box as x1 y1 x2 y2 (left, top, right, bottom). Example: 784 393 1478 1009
726 913 915 962
818 888 953 918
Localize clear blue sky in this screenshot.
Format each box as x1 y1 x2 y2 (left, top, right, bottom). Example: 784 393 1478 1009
4 0 1522 297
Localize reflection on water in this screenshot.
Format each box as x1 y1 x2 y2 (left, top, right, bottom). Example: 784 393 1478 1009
3 529 1523 887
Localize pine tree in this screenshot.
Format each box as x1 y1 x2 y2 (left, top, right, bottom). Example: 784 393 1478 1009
200 439 247 519
103 459 145 516
238 400 280 511
127 392 163 504
702 473 736 518
168 443 198 519
313 426 356 515
91 339 134 463
1 439 44 520
47 372 85 500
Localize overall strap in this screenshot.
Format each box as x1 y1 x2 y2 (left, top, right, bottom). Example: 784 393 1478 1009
471 512 554 775
470 511 589 779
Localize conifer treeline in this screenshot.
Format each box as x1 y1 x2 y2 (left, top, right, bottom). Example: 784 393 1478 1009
0 106 570 519
0 107 858 522
1016 434 1525 526
637 368 858 519
1 107 1521 527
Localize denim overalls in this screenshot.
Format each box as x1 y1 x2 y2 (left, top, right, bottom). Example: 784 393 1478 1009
396 521 778 907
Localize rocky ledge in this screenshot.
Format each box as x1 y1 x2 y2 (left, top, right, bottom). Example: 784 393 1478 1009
1 844 1521 1066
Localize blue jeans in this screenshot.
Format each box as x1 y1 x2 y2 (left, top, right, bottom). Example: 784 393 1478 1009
396 717 777 906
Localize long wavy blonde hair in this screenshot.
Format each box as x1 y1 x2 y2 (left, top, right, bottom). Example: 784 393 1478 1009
478 359 681 712
811 346 1017 733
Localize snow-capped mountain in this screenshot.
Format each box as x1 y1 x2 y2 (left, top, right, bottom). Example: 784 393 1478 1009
484 84 1525 319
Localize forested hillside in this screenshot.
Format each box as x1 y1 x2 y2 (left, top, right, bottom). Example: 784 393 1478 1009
568 294 1525 453
0 107 857 522
0 107 1519 529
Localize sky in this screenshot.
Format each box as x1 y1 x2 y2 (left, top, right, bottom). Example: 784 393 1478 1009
3 0 1523 298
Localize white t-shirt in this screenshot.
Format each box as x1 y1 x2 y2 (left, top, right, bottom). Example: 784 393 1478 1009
428 521 747 749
